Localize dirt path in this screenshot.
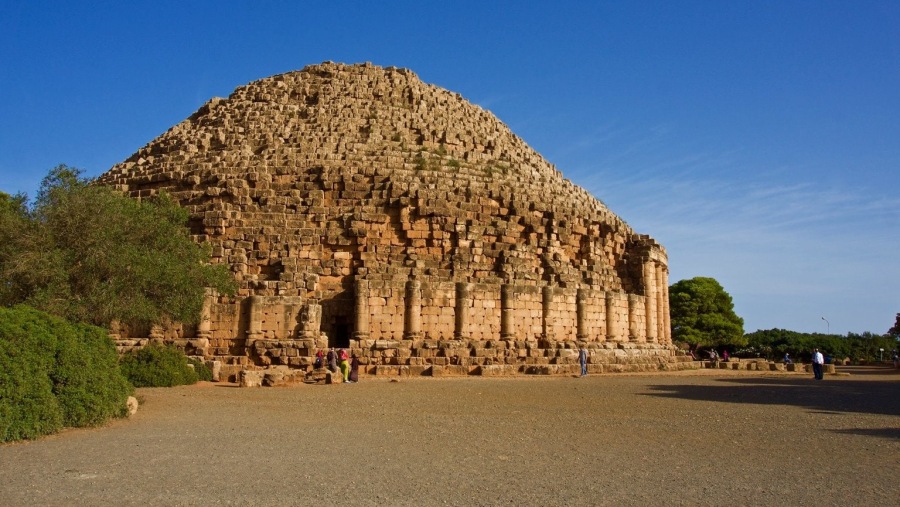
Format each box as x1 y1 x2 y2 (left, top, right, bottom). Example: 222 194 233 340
2 367 898 506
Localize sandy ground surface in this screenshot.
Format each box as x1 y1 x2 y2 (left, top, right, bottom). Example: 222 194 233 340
1 366 898 506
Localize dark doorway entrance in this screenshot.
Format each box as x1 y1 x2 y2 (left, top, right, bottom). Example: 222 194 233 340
331 322 350 348
321 293 353 348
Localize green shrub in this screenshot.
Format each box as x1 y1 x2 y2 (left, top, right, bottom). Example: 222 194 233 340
0 309 63 441
188 357 213 382
120 344 200 387
0 305 132 443
52 322 133 427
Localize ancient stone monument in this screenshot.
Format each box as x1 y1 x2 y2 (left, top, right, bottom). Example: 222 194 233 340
99 62 682 378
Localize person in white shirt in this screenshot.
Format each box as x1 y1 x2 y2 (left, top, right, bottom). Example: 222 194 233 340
812 348 825 380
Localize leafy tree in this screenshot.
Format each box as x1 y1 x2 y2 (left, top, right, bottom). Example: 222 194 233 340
743 328 894 363
0 165 235 328
888 313 900 337
0 192 30 304
743 329 845 361
669 276 745 348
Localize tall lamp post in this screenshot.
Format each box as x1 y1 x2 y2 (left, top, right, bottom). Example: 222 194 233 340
821 316 830 334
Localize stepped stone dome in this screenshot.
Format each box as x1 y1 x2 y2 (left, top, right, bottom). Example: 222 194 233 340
99 62 674 376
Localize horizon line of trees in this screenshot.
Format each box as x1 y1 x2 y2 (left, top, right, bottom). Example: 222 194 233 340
738 328 896 363
669 276 898 362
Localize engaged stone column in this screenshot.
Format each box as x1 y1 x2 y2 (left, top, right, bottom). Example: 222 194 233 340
605 291 617 341
576 288 588 341
644 262 658 343
455 282 472 339
300 300 322 339
404 279 422 339
628 294 645 342
353 278 370 340
198 290 214 341
500 284 514 339
247 295 263 341
149 324 164 344
542 286 554 340
661 267 672 344
656 263 666 344
596 290 607 342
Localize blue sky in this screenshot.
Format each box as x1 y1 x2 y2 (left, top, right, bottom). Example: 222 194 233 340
1 1 898 335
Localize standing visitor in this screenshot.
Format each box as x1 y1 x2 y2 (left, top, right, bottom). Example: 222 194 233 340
348 353 360 383
339 348 350 382
326 348 337 373
709 349 719 367
578 347 588 377
812 348 825 380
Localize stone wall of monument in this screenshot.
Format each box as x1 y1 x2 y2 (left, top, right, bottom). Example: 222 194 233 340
98 62 680 374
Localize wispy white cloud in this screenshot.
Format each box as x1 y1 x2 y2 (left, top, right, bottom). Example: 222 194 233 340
554 127 900 334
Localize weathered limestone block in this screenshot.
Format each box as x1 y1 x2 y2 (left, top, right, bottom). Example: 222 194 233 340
239 370 264 387
477 364 519 376
126 396 139 416
207 360 222 382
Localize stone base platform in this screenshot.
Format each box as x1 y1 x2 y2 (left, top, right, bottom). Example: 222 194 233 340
222 353 701 385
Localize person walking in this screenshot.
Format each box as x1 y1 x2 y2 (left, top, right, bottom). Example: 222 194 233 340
578 347 588 377
812 348 825 380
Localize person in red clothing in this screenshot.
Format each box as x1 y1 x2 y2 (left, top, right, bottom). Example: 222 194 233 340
314 349 324 369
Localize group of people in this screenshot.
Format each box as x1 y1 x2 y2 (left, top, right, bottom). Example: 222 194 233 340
786 349 824 380
706 349 730 365
314 347 359 383
308 344 860 382
697 348 828 381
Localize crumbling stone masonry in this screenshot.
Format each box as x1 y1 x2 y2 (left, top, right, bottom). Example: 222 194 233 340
99 62 691 377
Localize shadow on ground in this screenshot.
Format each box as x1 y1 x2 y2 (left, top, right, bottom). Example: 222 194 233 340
643 369 900 419
830 427 900 439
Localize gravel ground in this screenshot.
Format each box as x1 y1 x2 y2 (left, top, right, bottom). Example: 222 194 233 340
1 367 897 506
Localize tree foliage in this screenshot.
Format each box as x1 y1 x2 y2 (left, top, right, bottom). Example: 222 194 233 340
887 313 900 338
669 276 745 348
0 305 133 442
743 328 896 362
0 165 235 328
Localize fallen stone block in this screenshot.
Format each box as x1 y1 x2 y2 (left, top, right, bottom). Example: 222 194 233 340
240 370 264 387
